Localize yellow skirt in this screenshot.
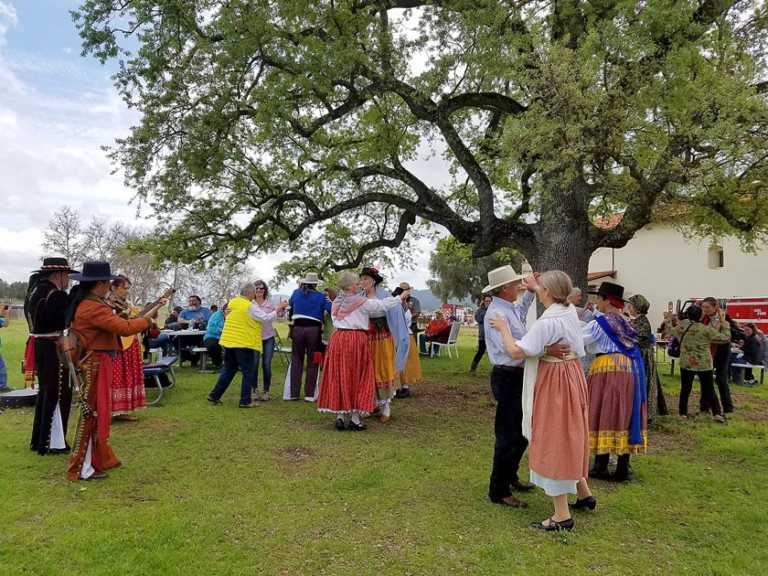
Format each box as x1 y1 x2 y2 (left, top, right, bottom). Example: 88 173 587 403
369 323 396 402
400 335 422 386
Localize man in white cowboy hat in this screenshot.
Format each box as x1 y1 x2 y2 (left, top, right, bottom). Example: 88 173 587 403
483 265 569 508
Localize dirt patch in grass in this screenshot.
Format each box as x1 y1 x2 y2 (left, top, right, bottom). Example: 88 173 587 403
416 378 494 412
273 446 317 474
731 391 768 422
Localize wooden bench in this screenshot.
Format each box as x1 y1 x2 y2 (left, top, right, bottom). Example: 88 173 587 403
143 356 178 405
730 363 766 386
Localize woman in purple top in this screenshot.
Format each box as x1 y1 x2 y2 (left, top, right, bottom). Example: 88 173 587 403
252 279 277 401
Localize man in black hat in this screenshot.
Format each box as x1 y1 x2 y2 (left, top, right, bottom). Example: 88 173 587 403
25 257 77 455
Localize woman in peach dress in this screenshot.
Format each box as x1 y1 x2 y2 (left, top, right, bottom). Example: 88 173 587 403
490 270 595 532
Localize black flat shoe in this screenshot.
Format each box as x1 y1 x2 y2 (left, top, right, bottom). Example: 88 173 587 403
347 422 367 431
510 480 535 492
207 396 222 405
531 517 574 531
335 418 346 431
571 496 597 511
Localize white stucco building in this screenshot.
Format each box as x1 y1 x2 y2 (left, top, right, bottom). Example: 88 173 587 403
588 222 768 330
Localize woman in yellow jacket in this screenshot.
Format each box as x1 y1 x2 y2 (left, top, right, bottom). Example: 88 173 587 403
207 283 287 407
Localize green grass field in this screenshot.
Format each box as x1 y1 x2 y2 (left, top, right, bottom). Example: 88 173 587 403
1 319 767 575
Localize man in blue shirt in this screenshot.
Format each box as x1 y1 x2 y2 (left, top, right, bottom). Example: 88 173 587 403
179 295 211 328
483 265 568 508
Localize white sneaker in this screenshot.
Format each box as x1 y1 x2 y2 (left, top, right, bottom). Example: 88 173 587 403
304 396 315 402
262 391 270 401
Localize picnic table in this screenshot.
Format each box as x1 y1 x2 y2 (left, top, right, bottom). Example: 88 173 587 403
143 356 178 405
160 329 206 362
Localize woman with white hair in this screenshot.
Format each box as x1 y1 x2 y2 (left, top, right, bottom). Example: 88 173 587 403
490 270 594 532
317 272 409 431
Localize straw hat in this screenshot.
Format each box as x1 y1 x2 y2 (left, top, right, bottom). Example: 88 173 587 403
482 265 524 293
398 282 412 291
298 272 320 285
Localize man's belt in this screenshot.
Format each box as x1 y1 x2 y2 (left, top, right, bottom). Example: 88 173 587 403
493 364 524 372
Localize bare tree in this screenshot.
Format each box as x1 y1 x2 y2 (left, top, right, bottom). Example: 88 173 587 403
42 206 86 268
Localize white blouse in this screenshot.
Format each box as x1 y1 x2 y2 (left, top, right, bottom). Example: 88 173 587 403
516 304 586 358
333 296 402 330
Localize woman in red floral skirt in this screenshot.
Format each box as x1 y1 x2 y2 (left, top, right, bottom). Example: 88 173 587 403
108 276 146 421
317 271 409 431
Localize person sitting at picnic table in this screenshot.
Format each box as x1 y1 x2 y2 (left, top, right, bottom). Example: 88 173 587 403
203 304 226 370
179 295 211 329
146 307 172 356
163 306 184 330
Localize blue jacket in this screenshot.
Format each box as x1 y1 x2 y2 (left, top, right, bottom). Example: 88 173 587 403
376 287 410 372
203 310 225 341
288 288 332 322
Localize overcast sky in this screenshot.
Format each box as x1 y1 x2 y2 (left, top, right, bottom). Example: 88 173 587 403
0 1 443 290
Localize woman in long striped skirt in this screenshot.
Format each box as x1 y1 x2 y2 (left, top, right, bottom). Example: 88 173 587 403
583 282 648 482
317 272 409 431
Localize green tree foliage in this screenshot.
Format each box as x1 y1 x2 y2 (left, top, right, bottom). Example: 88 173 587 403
427 238 521 303
72 1 768 287
0 280 28 301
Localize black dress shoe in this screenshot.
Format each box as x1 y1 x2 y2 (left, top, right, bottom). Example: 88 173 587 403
571 496 597 511
347 421 367 431
531 517 574 531
611 469 635 482
207 396 222 405
335 418 346 431
589 468 612 481
491 495 528 508
510 479 535 492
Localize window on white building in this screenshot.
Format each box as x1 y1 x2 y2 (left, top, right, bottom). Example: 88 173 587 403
708 245 724 269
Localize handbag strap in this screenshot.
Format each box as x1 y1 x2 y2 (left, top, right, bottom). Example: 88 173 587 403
679 322 694 346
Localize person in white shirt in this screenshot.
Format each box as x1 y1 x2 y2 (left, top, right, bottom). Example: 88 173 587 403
316 272 409 431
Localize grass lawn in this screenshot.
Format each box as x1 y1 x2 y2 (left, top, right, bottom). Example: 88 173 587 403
1 319 767 575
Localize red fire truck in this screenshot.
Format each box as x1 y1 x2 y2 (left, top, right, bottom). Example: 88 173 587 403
677 297 768 332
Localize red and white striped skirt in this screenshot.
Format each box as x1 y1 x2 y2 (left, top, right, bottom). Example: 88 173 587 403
317 330 375 415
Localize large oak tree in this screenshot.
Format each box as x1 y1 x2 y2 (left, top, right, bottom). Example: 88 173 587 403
73 0 768 287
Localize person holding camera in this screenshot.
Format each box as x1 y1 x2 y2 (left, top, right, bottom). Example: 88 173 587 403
672 305 730 423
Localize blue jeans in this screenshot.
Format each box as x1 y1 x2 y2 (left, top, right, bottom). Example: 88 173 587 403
149 333 172 355
208 348 259 405
253 337 275 393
